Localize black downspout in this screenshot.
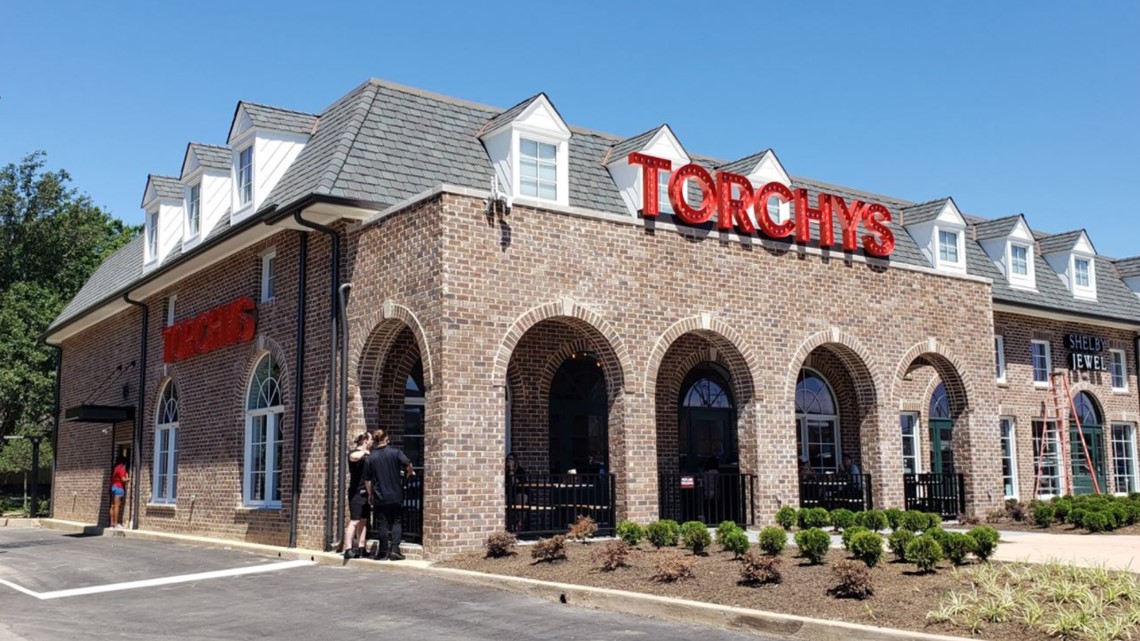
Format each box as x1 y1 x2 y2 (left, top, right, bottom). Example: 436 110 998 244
292 211 339 551
288 231 308 548
45 341 62 518
336 283 352 544
122 293 148 531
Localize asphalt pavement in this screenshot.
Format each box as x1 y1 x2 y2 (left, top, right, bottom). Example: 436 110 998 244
0 527 775 641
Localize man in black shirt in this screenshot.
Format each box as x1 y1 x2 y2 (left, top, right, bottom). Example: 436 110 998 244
364 428 415 561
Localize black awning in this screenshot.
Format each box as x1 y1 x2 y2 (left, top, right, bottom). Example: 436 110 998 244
63 405 135 424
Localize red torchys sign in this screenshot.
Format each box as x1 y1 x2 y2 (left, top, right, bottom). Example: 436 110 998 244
628 153 895 257
162 296 257 363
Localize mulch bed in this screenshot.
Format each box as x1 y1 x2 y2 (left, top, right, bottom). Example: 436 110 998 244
978 519 1140 536
438 542 1050 641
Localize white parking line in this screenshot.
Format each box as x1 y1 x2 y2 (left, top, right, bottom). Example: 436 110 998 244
0 559 314 600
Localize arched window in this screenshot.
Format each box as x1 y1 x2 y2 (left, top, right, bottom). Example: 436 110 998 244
403 359 425 474
1072 392 1100 426
244 353 284 507
929 383 950 419
152 381 179 504
796 369 839 472
682 376 731 408
678 364 737 472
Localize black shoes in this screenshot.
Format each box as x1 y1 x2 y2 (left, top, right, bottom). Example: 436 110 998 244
388 548 405 561
370 544 389 561
343 547 365 561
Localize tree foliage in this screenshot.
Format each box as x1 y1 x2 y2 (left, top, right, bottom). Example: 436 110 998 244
0 152 138 473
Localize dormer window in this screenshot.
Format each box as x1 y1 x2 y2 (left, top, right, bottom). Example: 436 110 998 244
658 170 674 214
237 146 254 207
147 210 159 260
938 229 960 265
1010 244 1029 276
520 139 557 201
1074 258 1091 287
187 184 201 237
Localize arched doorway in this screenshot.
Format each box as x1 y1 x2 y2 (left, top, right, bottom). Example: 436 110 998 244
929 382 954 475
795 369 840 473
678 364 737 474
549 354 608 475
1070 392 1106 494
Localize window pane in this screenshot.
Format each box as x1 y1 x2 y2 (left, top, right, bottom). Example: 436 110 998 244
520 138 537 158
520 158 538 179
538 182 557 201
538 162 556 182
520 178 538 198
900 413 918 475
271 413 283 503
1000 418 1016 498
538 142 556 160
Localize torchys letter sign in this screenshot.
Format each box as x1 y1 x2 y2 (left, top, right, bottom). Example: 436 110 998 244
162 296 257 363
629 153 896 257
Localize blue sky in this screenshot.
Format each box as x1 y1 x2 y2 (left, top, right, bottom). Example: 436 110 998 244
1 2 1137 256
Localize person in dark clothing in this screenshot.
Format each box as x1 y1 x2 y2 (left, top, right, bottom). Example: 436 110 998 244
342 431 373 560
364 428 415 561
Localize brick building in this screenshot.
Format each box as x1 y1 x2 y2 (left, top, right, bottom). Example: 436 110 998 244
44 79 1140 559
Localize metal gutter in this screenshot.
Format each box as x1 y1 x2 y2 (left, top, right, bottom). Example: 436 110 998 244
121 293 149 530
288 230 308 548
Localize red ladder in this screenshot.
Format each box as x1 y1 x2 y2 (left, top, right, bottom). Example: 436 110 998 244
1033 372 1101 497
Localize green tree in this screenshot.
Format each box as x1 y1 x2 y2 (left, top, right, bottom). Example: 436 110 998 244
0 152 137 478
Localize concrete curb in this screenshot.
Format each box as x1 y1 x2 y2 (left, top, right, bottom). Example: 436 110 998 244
29 519 973 641
0 517 40 528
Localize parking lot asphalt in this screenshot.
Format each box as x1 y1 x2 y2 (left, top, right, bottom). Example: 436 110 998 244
0 527 774 641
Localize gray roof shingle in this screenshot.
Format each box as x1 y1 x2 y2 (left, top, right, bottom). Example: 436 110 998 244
1114 257 1140 279
143 175 184 206
900 198 951 225
235 102 318 139
605 126 664 165
973 215 1022 241
186 143 231 173
1037 230 1085 255
716 151 772 176
479 93 543 137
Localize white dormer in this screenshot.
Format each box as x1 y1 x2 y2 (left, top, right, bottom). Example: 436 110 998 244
180 143 234 249
902 198 967 274
605 125 689 218
479 94 571 208
141 175 185 271
1041 230 1097 300
977 214 1036 290
227 102 316 224
733 149 792 226
1116 258 1140 299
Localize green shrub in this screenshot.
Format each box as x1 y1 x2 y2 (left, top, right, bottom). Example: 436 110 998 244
829 509 856 531
1110 504 1129 528
1082 510 1109 533
1067 507 1087 526
797 507 830 529
1052 499 1071 523
855 510 888 532
899 510 929 532
849 531 884 568
888 528 915 561
646 520 680 548
715 520 739 545
680 521 712 554
795 527 831 565
840 525 869 551
1033 504 1055 527
926 526 951 550
924 513 943 531
884 508 904 530
758 526 787 556
967 526 999 562
721 528 750 557
905 535 943 573
616 520 645 546
943 532 977 565
775 506 798 530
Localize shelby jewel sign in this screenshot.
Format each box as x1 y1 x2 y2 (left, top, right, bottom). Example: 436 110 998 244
1067 333 1107 371
630 153 895 257
162 296 257 363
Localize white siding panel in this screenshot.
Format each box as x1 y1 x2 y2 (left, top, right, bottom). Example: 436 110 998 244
253 133 306 211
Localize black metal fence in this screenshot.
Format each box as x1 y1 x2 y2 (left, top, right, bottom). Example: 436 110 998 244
799 473 873 512
903 473 965 519
506 473 616 538
402 477 423 544
658 473 756 526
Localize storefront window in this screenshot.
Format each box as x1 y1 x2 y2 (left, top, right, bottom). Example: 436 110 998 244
152 381 179 504
244 353 284 507
796 369 838 473
900 412 919 475
1111 423 1137 494
1031 340 1051 385
1000 417 1017 499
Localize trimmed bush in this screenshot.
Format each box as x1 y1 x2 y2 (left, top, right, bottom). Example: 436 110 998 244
840 525 869 551
594 540 630 571
616 520 645 546
795 527 831 565
905 535 943 573
943 532 977 565
531 535 567 562
849 531 884 568
888 528 915 561
829 508 856 531
484 531 517 558
568 515 598 542
797 507 830 529
721 528 750 558
739 549 782 585
715 520 739 545
855 510 888 532
924 513 943 531
1033 504 1055 527
775 506 798 530
680 521 712 554
967 526 999 562
884 508 904 530
1052 499 1072 523
830 559 874 599
899 510 929 532
652 552 695 582
926 526 951 550
757 526 787 556
1067 507 1087 526
646 520 680 548
1082 510 1110 533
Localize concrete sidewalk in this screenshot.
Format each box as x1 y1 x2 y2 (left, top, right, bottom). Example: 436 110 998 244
985 529 1139 572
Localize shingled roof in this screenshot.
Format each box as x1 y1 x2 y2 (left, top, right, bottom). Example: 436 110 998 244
1037 230 1087 255
141 175 184 206
185 143 232 173
899 198 952 226
605 126 664 165
234 102 318 139
972 215 1022 240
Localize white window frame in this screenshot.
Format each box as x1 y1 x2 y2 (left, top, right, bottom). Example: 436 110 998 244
260 248 276 303
147 210 159 262
937 228 961 267
1110 349 1128 392
796 368 842 473
1110 422 1137 495
1009 244 1029 276
519 138 558 202
1000 417 1018 500
1074 258 1091 288
244 354 284 508
995 335 1006 384
1031 340 1051 387
900 412 921 475
1033 419 1062 499
1071 254 1097 299
657 169 674 214
237 146 254 208
165 295 176 327
187 183 201 238
151 381 179 505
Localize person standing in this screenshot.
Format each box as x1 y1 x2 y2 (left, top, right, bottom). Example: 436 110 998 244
364 429 415 561
109 455 129 529
342 431 373 560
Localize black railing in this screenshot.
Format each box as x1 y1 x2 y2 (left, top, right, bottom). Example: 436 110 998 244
903 473 965 519
658 473 756 526
506 473 616 538
402 476 423 544
799 473 874 512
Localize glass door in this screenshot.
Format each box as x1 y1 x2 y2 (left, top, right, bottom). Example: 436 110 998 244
1070 424 1106 495
929 419 955 475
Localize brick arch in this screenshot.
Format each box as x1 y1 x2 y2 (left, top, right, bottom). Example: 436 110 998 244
152 375 182 424
357 318 426 435
369 328 423 437
644 315 758 402
235 336 293 410
785 329 883 410
1066 384 1105 423
892 339 975 417
350 302 435 390
493 300 630 396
